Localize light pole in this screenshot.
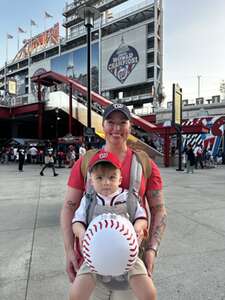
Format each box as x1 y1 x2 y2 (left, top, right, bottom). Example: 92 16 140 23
197 75 201 98
78 6 100 129
172 83 183 171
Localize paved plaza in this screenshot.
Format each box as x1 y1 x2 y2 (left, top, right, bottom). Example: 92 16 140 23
0 162 225 300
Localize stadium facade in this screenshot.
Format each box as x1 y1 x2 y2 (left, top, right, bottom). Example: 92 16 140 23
0 0 163 111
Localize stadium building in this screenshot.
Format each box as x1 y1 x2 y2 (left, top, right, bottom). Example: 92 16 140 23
0 0 163 141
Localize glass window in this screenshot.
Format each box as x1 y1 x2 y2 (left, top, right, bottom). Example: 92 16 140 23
147 67 154 79
147 52 154 64
147 22 154 34
147 38 154 49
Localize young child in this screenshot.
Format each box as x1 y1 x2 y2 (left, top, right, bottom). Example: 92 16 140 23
69 150 157 300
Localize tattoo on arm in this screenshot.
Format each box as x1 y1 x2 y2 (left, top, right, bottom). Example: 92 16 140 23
149 214 167 250
66 200 78 210
146 189 167 251
150 190 161 199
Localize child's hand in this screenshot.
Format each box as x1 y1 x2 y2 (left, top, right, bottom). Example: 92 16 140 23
78 229 86 251
134 219 148 245
72 222 86 252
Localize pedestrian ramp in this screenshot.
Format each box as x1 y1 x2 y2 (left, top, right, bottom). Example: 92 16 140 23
46 91 163 163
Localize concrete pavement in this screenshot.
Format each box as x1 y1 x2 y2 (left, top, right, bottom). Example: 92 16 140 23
0 163 225 300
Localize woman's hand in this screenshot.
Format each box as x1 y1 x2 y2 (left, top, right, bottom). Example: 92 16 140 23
144 249 156 278
66 247 79 283
60 187 84 282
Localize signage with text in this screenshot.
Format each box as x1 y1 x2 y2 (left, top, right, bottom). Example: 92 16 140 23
172 83 182 126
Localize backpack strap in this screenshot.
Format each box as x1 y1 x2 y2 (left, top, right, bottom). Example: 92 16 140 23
81 148 152 182
80 149 100 225
131 149 152 179
81 148 99 181
127 150 152 232
126 153 142 222
85 190 98 225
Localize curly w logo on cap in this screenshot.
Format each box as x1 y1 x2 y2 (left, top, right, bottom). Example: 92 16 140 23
88 150 122 171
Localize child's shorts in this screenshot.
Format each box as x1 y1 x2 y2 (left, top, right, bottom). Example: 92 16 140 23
76 257 148 281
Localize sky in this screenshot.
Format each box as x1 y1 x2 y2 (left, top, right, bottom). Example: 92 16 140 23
0 0 225 104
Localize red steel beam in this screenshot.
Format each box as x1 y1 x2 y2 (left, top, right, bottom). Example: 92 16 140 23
31 71 209 135
0 107 10 118
31 71 157 132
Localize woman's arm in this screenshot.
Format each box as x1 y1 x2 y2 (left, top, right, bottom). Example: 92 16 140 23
60 186 84 282
146 189 167 253
145 189 167 276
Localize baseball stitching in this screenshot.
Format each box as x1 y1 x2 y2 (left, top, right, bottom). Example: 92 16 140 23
82 218 138 273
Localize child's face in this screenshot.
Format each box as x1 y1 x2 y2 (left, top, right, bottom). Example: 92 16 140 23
90 167 122 196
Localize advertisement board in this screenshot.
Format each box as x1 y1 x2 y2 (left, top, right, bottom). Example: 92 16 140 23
8 79 17 95
8 74 26 96
101 25 146 91
29 59 51 103
172 83 182 126
51 42 99 92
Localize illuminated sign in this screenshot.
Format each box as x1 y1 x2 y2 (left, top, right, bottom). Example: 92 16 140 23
8 79 17 95
107 37 139 84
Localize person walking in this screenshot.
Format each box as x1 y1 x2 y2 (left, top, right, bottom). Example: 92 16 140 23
194 145 204 169
61 103 167 300
185 144 195 173
40 146 58 176
67 145 76 168
29 146 38 164
79 143 86 158
18 146 25 172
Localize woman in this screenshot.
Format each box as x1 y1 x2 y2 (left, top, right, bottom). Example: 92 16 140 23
61 103 167 300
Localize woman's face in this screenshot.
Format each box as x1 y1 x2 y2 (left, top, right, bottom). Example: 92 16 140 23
102 111 131 146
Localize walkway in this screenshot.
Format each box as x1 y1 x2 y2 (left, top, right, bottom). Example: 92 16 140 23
0 163 224 299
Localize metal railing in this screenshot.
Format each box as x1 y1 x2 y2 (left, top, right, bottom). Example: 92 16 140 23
0 94 39 107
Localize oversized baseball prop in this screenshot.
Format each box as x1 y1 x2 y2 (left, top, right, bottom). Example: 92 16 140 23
82 213 139 276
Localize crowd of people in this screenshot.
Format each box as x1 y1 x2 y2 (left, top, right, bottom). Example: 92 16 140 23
170 142 223 172
183 144 223 172
0 142 91 173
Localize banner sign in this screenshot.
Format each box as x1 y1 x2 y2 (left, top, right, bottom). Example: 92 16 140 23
102 25 146 90
13 23 59 62
172 83 182 126
107 37 139 84
8 79 17 95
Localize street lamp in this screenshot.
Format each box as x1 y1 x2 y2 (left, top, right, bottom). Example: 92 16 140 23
78 6 100 128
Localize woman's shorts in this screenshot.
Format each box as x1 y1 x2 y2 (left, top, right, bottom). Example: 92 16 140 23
76 257 148 281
